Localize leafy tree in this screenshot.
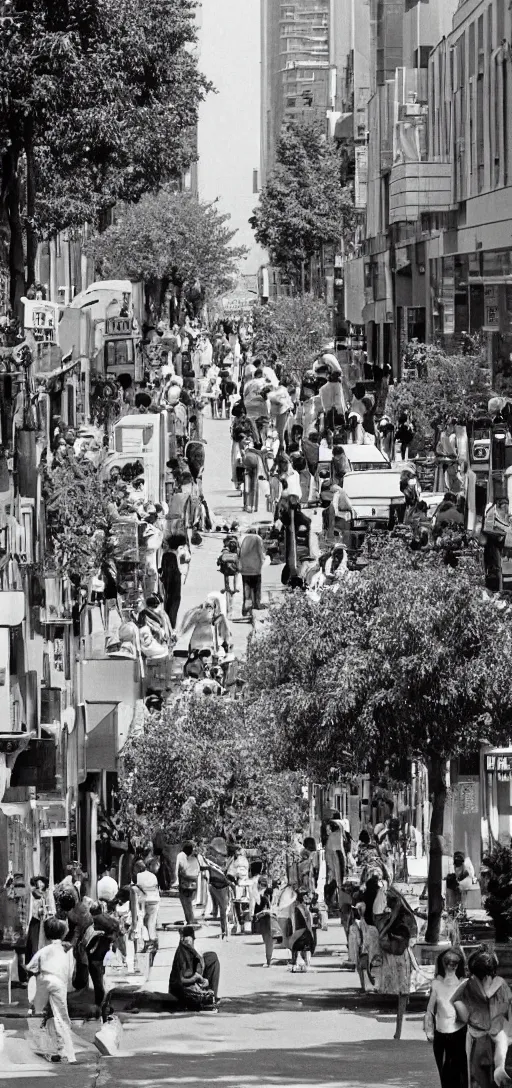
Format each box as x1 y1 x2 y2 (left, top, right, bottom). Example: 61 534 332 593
42 449 121 590
386 347 493 451
252 295 331 383
86 188 248 318
0 0 208 315
250 122 356 291
246 540 512 941
117 693 306 875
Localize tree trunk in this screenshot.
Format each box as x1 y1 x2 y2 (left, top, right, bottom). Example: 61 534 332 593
158 275 170 321
425 754 447 944
2 147 25 322
24 119 37 290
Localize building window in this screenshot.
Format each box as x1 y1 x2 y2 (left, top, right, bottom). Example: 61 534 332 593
487 3 493 51
468 22 475 78
503 57 509 186
477 74 485 191
496 0 505 43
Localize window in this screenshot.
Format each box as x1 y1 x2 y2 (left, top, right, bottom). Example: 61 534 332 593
477 74 485 191
504 56 509 185
478 15 484 72
468 21 475 78
497 0 505 43
414 45 433 69
487 3 493 51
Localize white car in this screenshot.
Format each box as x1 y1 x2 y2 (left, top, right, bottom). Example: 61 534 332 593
342 469 405 527
339 445 391 472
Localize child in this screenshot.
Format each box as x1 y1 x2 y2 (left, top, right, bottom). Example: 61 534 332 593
452 949 512 1088
26 916 76 1064
217 536 240 596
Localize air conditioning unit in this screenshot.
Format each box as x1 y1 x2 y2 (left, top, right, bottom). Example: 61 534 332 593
401 102 422 117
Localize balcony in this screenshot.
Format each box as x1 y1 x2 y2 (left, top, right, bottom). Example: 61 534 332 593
389 161 452 225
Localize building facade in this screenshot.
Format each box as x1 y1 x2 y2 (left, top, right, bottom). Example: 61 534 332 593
345 0 512 378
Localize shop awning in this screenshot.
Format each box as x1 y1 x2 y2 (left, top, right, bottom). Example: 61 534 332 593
334 113 354 142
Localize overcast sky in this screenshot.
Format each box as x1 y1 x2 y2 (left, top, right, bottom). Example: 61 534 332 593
197 0 265 275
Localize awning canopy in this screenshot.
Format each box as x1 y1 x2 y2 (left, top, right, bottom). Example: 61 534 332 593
334 113 354 142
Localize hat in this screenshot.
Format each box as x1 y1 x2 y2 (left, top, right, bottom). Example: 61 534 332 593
181 925 195 939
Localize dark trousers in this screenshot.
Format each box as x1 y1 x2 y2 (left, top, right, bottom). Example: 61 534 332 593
433 1028 468 1088
178 888 196 924
209 886 229 936
242 574 261 614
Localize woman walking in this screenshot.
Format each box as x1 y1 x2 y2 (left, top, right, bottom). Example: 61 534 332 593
424 947 468 1088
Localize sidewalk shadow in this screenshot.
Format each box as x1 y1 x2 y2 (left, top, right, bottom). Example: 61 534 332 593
105 1038 434 1087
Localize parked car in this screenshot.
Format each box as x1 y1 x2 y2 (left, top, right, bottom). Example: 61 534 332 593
342 469 405 528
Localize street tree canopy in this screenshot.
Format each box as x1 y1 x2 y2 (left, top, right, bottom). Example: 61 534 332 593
42 450 121 590
86 189 248 314
252 295 331 383
246 541 512 939
0 0 209 313
117 693 306 875
250 122 355 289
386 346 493 450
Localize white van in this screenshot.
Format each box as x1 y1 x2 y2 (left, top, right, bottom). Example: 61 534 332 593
342 469 405 527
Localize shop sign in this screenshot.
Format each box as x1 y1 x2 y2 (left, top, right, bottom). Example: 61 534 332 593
485 286 500 329
486 753 512 781
354 145 368 210
105 316 132 337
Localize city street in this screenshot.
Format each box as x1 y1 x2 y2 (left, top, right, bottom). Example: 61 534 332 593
2 896 436 1086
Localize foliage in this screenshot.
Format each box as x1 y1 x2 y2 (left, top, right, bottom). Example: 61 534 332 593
117 694 306 873
0 0 209 310
250 122 356 288
386 347 493 449
252 295 331 382
42 449 120 589
86 189 247 308
482 846 512 941
246 538 512 780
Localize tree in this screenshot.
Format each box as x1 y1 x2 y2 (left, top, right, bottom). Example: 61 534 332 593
386 346 493 451
252 295 331 383
246 540 512 941
42 449 121 590
0 0 209 315
250 122 356 291
117 693 306 875
86 189 248 319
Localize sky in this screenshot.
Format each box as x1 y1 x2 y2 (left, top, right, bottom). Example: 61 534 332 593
197 0 266 277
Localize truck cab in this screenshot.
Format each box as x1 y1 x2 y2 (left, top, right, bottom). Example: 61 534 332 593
102 412 167 505
64 279 143 386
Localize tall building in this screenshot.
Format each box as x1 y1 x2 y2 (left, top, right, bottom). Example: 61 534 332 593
261 0 333 184
195 0 265 277
344 0 463 373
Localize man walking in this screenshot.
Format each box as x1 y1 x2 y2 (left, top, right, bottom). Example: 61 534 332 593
239 528 266 617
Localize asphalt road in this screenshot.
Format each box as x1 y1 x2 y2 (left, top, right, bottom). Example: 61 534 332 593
3 901 437 1087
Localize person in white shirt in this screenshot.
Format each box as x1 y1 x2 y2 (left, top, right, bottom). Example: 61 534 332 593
424 947 467 1088
97 869 119 905
26 916 76 1064
133 860 160 942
